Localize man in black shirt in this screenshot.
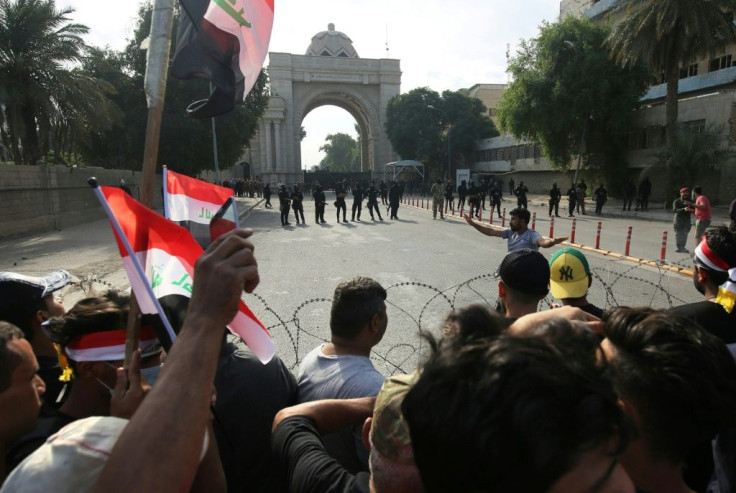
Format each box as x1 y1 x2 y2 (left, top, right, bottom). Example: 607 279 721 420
272 374 423 493
365 183 383 221
312 184 327 224
670 225 736 343
291 184 305 225
0 270 72 411
351 183 364 222
548 183 561 217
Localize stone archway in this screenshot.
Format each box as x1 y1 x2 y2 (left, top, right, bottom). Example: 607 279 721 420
249 24 401 186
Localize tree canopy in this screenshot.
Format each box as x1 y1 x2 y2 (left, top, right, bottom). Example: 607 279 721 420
77 3 270 175
385 87 497 178
607 0 736 147
0 0 120 165
318 132 360 172
497 16 651 188
0 0 270 174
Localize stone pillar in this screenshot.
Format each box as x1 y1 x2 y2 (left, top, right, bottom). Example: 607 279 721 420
274 121 282 173
264 121 273 172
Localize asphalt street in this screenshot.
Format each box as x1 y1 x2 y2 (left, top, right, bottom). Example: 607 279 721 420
0 193 705 375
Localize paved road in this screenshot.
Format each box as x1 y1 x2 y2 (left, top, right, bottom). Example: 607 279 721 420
0 193 703 375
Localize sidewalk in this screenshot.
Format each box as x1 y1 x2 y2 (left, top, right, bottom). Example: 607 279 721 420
234 196 264 221
526 194 732 225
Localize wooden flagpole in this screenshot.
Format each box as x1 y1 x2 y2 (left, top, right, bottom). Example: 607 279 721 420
125 0 176 367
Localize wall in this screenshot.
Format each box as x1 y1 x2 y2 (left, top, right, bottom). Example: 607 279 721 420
0 165 162 240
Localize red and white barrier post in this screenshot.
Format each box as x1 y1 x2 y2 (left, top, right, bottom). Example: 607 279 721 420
570 218 577 243
625 226 632 256
595 221 602 249
549 215 555 237
660 231 668 263
531 212 536 230
489 208 493 224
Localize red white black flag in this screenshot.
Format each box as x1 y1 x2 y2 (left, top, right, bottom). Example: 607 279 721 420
171 0 274 118
163 167 238 247
92 182 274 363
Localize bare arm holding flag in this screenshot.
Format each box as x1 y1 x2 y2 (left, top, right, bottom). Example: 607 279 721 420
94 229 260 493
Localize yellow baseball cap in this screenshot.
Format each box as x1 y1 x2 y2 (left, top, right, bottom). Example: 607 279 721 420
549 248 590 299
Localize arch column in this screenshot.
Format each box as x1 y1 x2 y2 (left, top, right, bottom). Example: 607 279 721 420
274 121 282 172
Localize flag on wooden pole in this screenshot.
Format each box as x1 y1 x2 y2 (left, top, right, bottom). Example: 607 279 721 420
171 0 275 118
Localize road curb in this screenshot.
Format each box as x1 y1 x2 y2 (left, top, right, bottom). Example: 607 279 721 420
400 199 693 278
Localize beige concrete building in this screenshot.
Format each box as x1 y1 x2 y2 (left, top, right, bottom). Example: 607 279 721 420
472 0 736 202
460 83 507 127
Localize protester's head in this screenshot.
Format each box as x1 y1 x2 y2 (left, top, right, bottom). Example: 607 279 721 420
691 225 736 294
0 270 71 341
293 184 299 191
435 178 441 185
361 373 424 493
679 187 689 199
330 277 388 343
603 307 736 469
549 247 592 301
403 321 633 492
508 207 530 232
2 416 127 491
0 322 46 445
693 186 703 197
498 249 549 317
553 182 558 188
43 292 162 399
441 303 504 340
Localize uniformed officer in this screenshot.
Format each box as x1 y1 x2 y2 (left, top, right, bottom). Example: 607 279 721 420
313 184 327 224
278 184 291 226
291 184 305 225
366 183 383 221
335 181 348 223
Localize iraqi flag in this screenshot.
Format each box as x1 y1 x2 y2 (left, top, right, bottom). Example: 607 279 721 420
91 179 274 363
163 167 238 248
171 0 274 118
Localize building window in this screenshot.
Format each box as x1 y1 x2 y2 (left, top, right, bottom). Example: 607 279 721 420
679 63 698 79
682 119 706 135
709 54 733 72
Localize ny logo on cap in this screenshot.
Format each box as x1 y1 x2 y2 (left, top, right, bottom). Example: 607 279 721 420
558 266 574 281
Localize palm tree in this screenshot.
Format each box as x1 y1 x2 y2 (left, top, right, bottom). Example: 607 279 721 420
607 0 736 147
0 0 119 164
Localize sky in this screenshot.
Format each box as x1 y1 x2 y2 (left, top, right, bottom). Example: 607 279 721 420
62 0 561 168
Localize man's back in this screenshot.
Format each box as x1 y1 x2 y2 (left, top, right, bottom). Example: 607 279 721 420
297 345 385 473
297 345 384 403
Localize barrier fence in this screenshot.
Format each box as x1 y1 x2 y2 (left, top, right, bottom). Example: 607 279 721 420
62 258 699 376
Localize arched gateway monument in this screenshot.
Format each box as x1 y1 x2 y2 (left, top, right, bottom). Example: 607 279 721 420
249 24 401 186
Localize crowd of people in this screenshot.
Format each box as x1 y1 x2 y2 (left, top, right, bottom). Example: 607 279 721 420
273 180 403 226
1 215 736 492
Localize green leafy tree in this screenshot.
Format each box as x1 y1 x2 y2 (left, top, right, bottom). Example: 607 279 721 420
498 16 650 189
652 125 731 193
0 0 120 164
385 87 497 178
318 132 360 172
608 0 736 148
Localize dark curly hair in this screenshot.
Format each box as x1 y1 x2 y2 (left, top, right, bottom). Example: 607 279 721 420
403 318 631 492
604 307 736 464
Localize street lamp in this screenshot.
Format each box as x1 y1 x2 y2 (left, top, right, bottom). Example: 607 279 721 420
427 105 451 180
